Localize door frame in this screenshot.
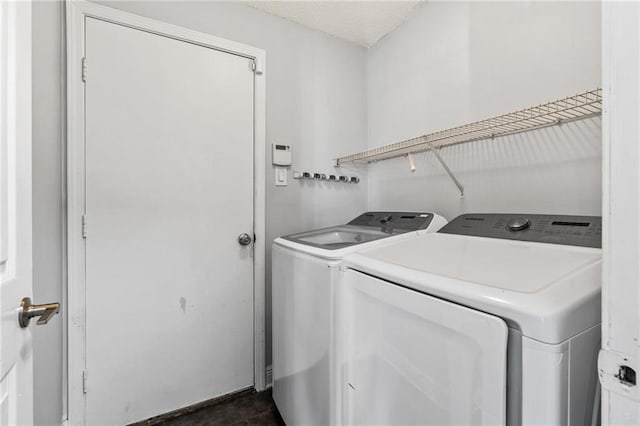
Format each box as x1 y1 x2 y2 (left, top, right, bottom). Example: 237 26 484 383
65 2 267 424
599 1 640 422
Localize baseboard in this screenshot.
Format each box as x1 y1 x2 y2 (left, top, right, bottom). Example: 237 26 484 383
265 364 273 389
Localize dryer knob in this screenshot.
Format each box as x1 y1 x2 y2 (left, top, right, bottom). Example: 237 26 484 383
506 217 531 232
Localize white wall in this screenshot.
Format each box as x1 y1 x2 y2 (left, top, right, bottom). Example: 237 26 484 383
366 1 602 219
31 2 367 424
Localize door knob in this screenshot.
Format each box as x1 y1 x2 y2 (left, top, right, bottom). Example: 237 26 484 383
18 297 60 328
238 233 253 246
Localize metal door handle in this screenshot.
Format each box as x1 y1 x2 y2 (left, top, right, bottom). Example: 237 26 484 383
18 297 60 328
238 233 253 246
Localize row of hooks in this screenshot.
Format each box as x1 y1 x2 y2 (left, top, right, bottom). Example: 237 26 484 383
293 171 360 183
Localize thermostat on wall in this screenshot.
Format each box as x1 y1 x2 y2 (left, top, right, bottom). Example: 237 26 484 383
272 144 292 166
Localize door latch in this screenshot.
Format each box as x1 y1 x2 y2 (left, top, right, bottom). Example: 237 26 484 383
599 348 640 401
618 365 637 386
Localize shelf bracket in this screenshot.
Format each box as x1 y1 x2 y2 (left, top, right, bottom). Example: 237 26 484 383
426 142 464 197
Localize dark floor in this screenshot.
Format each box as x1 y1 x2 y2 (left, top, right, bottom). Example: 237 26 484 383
134 389 285 426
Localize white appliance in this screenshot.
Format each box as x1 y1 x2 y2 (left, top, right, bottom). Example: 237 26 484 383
341 214 602 426
272 212 447 426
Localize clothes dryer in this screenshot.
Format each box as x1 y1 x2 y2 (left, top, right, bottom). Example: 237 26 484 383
341 214 602 426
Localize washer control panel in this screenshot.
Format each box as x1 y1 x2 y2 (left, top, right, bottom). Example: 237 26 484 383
439 214 602 248
348 212 435 232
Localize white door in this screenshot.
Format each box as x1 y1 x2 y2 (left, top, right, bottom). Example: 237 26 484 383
599 2 640 423
1 1 36 424
343 270 508 426
83 17 255 425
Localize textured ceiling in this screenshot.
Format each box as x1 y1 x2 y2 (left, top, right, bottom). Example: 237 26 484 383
245 1 424 47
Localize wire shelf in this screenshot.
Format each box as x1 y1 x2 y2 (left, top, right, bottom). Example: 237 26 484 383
336 88 602 165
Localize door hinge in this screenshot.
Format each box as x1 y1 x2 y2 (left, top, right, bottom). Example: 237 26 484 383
82 370 88 394
250 59 263 75
81 57 87 82
82 214 87 238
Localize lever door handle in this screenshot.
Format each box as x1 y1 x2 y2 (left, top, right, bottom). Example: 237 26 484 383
18 297 60 328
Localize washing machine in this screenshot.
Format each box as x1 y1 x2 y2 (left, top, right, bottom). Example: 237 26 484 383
341 213 602 426
272 211 447 426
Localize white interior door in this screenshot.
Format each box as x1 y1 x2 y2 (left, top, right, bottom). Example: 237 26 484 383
0 2 33 424
343 269 508 426
599 2 640 423
84 17 255 425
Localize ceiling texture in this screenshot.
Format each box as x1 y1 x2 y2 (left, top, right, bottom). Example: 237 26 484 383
245 1 424 47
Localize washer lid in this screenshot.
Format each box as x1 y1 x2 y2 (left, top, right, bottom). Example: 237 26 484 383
280 212 438 251
274 229 424 261
343 233 602 344
273 212 447 260
362 233 600 293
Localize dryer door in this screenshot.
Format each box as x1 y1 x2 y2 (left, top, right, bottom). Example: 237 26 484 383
342 269 508 426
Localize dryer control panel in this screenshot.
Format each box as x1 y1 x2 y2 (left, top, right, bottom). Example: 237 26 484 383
439 214 602 248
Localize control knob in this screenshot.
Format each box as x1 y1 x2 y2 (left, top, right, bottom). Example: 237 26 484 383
506 217 531 232
380 215 393 224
